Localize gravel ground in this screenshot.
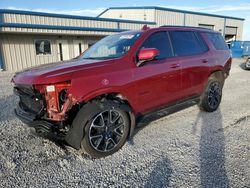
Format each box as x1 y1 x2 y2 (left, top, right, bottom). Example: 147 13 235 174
0 59 249 187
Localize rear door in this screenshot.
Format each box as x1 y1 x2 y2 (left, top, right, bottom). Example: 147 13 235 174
133 31 182 112
169 31 211 98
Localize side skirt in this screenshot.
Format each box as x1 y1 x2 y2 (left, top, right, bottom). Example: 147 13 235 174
137 96 200 126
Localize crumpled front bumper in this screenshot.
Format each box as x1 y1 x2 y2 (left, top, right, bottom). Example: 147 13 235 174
13 84 68 140
15 105 66 139
14 104 37 125
15 104 51 132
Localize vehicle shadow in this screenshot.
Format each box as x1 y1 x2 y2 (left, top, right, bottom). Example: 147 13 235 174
193 109 229 188
129 99 198 145
144 156 172 188
31 130 84 158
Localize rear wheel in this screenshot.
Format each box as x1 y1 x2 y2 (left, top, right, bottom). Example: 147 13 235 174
77 100 130 158
199 77 223 112
245 59 250 70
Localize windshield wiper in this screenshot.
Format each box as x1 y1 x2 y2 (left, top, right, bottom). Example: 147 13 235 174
82 55 122 60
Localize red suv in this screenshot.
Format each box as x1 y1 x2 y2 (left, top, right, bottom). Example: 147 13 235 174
12 26 231 158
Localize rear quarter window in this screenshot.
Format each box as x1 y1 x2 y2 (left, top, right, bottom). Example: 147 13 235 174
170 31 208 56
205 33 228 50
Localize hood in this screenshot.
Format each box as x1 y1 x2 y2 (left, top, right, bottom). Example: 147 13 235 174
12 58 113 85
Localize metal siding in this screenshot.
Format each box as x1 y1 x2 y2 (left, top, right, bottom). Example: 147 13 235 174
99 9 155 22
119 22 155 30
0 34 104 71
0 13 3 23
0 22 158 35
0 37 3 70
0 26 120 35
1 12 153 31
185 14 224 33
99 7 244 21
1 34 56 71
155 10 184 26
15 38 22 70
0 9 156 24
100 8 243 40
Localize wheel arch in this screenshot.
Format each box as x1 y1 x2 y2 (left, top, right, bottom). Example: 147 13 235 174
209 70 225 86
65 92 136 150
200 70 225 102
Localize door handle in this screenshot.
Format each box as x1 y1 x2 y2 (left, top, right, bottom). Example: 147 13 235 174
202 59 208 63
170 63 180 68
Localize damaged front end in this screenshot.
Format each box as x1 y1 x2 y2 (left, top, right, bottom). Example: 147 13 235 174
14 81 78 138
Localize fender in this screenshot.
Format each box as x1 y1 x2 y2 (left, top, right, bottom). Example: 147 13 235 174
78 87 122 102
75 87 136 108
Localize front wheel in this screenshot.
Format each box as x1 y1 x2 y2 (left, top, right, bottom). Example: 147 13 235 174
199 77 223 112
78 100 130 158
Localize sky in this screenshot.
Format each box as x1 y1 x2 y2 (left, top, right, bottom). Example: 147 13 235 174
0 0 249 40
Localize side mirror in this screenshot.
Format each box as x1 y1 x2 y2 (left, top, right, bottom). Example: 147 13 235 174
138 48 159 66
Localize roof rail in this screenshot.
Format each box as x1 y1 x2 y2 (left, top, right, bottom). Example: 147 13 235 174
160 25 213 31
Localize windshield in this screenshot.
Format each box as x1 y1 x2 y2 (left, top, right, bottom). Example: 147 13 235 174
81 31 142 60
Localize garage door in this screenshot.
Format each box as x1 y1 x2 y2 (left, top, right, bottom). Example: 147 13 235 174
225 26 237 35
198 24 214 30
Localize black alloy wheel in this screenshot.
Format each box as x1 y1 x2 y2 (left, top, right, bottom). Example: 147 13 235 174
207 82 221 109
199 77 223 112
89 109 125 152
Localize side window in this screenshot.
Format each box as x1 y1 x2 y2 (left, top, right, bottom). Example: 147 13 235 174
196 32 209 52
205 33 228 50
170 31 208 56
141 32 173 59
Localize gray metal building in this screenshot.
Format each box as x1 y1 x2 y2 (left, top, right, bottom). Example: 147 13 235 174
98 6 244 42
0 6 245 71
0 9 155 71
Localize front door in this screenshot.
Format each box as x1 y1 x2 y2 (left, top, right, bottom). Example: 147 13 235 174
57 40 70 61
134 31 181 113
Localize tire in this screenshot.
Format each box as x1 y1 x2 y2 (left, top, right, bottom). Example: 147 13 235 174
199 77 223 112
244 58 250 70
75 99 130 158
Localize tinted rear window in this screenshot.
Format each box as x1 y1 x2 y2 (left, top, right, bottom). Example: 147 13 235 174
170 31 208 56
205 33 228 50
141 31 173 59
